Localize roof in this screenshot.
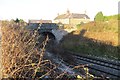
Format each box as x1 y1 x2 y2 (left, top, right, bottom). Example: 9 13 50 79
54 13 90 20
29 20 52 23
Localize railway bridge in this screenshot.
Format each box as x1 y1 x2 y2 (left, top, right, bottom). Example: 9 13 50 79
27 23 68 43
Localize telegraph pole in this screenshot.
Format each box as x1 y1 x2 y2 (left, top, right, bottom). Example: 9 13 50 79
0 20 2 79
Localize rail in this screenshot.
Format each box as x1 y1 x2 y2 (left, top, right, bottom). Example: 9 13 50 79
65 51 120 78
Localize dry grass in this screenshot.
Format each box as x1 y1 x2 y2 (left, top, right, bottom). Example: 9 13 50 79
61 20 119 60
76 20 118 46
1 21 57 78
60 29 119 60
72 31 118 46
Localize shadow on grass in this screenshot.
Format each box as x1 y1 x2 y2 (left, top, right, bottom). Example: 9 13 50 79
60 29 119 61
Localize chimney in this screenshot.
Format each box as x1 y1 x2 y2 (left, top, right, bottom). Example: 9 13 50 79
84 10 87 14
67 9 70 14
57 13 59 16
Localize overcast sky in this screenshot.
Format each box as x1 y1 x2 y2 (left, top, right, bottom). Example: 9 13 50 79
0 0 119 22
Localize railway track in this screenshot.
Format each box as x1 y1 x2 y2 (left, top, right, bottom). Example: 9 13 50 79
65 51 120 78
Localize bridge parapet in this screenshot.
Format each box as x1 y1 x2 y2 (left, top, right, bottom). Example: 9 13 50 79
39 23 59 30
27 23 59 30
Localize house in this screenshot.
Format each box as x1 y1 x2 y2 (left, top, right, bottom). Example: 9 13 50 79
54 10 90 25
29 19 52 23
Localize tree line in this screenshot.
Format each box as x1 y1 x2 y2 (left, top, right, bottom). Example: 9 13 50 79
94 11 120 21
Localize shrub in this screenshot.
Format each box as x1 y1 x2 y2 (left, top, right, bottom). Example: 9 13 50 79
1 21 96 79
1 21 56 78
94 11 104 21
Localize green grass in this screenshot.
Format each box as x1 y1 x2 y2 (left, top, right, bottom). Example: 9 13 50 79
61 35 119 60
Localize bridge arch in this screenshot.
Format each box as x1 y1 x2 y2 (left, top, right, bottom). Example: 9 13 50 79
39 31 56 40
26 23 67 43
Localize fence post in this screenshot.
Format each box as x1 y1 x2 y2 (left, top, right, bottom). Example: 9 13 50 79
0 21 3 79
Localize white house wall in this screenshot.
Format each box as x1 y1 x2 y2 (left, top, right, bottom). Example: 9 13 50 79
54 19 69 24
54 18 90 25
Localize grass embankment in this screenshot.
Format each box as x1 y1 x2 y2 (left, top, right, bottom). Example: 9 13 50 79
60 20 120 60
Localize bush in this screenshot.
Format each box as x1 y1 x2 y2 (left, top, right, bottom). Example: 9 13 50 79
1 21 97 79
94 11 104 21
1 21 56 78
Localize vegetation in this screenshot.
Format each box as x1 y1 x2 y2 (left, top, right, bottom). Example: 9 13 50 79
1 21 58 78
61 32 119 60
1 21 96 79
94 12 120 21
76 18 118 46
76 23 83 30
104 14 120 21
60 15 119 60
94 11 104 21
